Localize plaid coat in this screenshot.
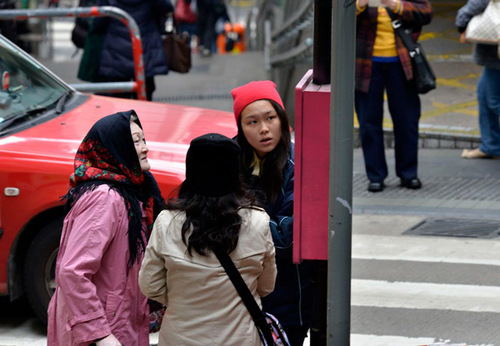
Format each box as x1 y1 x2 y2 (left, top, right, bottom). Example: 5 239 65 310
355 0 433 92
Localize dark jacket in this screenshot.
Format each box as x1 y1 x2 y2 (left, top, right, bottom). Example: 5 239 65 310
0 0 18 44
245 144 313 329
355 0 433 92
456 0 500 70
94 0 173 79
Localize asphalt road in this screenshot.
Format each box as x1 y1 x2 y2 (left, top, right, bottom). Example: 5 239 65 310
1 1 500 345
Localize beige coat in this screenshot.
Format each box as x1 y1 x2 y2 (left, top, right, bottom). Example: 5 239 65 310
139 207 277 346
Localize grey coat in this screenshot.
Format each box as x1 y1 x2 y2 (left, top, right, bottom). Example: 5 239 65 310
456 0 500 69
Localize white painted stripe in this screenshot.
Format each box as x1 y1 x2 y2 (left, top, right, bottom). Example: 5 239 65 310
352 279 500 313
305 334 488 346
351 334 438 346
351 334 490 346
353 234 500 266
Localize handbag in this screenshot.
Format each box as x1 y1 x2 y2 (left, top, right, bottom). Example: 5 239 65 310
148 299 166 333
161 15 192 74
465 0 500 52
386 9 436 94
215 250 290 346
161 31 192 74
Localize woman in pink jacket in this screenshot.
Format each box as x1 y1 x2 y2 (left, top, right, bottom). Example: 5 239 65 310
47 110 164 346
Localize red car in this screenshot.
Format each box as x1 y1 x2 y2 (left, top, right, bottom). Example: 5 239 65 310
0 35 236 324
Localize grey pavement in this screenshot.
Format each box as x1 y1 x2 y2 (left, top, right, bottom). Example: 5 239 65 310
38 4 500 226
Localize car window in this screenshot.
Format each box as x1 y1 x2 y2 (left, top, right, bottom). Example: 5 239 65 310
0 35 68 125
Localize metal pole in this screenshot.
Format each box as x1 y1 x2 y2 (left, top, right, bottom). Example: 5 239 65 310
328 0 356 344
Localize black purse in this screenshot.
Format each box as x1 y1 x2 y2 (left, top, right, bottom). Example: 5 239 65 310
160 14 192 74
386 9 436 94
214 250 290 346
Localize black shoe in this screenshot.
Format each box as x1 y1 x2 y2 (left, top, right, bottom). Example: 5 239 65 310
368 181 384 192
400 178 422 190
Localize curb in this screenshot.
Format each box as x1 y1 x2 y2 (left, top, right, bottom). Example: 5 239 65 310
353 127 481 149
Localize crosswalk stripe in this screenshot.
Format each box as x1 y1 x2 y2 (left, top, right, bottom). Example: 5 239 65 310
353 234 500 266
351 334 442 346
352 279 500 313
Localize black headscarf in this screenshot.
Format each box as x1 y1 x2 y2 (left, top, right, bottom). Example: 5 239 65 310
62 110 164 267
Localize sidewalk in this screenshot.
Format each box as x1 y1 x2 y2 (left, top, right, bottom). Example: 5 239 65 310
37 2 500 222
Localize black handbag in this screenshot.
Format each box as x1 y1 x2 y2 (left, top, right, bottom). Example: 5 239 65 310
161 31 192 74
386 9 436 94
214 250 290 346
160 15 192 74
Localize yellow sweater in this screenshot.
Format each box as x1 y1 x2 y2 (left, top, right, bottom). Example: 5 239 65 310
357 1 403 58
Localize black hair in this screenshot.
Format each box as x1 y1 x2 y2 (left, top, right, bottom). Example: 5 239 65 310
165 182 256 257
236 99 291 203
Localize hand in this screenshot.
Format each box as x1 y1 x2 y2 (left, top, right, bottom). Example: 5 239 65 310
381 0 399 10
95 334 122 346
357 0 370 7
459 32 468 44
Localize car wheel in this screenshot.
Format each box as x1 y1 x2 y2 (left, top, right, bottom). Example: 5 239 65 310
24 219 62 325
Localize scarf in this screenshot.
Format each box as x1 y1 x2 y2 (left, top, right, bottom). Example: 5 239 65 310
63 110 164 268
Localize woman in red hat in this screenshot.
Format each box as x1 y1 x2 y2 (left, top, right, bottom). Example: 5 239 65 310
231 80 313 346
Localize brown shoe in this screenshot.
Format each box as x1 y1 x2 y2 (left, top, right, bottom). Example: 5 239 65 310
461 148 492 159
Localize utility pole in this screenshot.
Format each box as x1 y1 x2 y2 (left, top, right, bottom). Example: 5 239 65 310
328 0 356 344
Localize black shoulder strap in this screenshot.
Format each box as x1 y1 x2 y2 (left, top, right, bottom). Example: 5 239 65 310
214 250 274 345
385 8 417 52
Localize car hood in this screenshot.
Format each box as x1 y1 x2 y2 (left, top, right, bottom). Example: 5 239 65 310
0 95 237 180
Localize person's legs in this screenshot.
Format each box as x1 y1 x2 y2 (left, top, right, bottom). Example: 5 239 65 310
478 67 500 156
385 61 421 182
355 61 388 184
145 76 155 101
199 12 215 56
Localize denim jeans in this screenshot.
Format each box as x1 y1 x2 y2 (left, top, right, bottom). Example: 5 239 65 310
355 61 421 183
478 67 500 156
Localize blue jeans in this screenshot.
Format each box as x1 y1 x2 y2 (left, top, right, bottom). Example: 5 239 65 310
478 67 500 156
355 61 421 183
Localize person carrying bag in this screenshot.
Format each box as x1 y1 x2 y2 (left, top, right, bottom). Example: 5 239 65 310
139 133 277 346
354 0 433 193
456 0 500 159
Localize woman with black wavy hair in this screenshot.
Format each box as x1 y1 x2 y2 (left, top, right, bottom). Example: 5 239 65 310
139 133 276 346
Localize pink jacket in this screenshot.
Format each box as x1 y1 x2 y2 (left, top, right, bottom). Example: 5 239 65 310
47 185 150 346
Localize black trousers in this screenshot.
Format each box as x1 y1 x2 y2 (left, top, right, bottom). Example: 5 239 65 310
355 60 421 183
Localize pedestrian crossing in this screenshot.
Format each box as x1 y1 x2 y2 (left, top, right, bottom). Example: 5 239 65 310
346 217 499 346
2 214 498 345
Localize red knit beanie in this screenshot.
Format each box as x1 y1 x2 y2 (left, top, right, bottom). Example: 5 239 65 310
231 80 285 122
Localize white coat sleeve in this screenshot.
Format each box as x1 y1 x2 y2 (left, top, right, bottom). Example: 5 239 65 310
139 211 169 306
257 214 277 297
